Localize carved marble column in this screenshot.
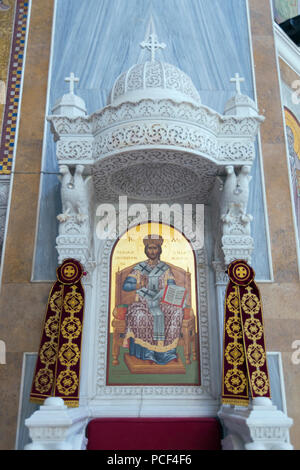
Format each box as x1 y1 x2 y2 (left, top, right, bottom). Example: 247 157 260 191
212 260 228 352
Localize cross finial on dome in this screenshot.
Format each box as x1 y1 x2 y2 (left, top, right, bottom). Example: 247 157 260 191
65 72 79 95
230 73 245 95
140 16 166 62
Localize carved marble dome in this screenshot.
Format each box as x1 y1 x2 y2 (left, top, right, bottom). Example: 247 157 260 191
108 60 201 107
224 73 259 117
224 92 258 117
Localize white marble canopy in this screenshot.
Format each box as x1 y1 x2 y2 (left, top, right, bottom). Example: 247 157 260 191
48 64 264 204
47 22 265 207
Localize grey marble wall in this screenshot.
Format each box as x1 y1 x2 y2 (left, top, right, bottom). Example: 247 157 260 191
33 0 271 280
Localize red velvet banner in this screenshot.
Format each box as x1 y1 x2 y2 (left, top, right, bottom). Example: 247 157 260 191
222 260 271 406
30 259 85 407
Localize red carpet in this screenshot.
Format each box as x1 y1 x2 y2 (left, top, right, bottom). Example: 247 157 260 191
86 418 222 450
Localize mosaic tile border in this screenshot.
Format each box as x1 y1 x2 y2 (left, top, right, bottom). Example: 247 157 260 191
0 0 29 174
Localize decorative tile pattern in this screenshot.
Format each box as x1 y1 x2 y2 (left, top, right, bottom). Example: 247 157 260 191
0 0 29 174
0 0 16 152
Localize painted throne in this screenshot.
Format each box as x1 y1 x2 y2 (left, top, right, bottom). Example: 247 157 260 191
111 262 197 367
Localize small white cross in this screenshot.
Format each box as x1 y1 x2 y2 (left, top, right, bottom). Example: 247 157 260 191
140 33 166 62
65 72 79 94
230 73 245 95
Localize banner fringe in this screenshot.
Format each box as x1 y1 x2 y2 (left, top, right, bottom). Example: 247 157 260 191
29 397 45 405
63 400 79 408
30 396 80 408
221 398 249 407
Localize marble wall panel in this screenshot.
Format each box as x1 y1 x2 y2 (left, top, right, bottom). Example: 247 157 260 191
0 2 54 449
249 0 300 448
0 352 23 450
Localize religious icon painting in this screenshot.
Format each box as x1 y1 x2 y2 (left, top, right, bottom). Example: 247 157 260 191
106 222 201 386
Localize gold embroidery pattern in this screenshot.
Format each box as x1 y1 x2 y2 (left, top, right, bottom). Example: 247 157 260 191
56 370 79 396
241 286 260 315
226 290 240 314
35 286 63 394
57 285 82 397
45 315 60 339
247 344 266 368
224 369 247 395
225 342 245 366
49 289 64 314
251 370 269 396
223 260 271 405
226 316 243 339
63 286 84 314
224 285 248 398
242 286 269 397
61 317 82 340
40 341 59 366
244 318 263 341
34 368 54 395
58 343 80 367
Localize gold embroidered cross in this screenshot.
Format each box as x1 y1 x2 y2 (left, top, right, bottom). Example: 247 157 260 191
236 266 248 278
63 266 76 278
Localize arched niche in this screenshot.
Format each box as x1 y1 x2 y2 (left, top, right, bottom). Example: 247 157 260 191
80 216 221 417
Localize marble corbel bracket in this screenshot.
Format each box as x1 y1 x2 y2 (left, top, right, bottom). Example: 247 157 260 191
56 163 94 268
217 165 254 267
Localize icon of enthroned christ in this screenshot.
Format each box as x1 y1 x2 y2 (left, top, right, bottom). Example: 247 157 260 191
122 235 187 366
